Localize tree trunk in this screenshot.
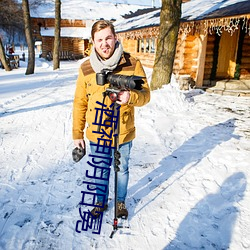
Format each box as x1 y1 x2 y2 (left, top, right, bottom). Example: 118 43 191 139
22 0 35 75
0 37 11 71
151 0 182 90
53 0 61 70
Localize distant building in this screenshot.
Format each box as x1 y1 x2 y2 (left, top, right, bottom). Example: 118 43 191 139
30 1 151 60
31 17 92 60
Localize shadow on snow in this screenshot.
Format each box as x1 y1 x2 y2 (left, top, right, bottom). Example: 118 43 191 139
164 172 247 249
129 119 239 212
0 100 73 117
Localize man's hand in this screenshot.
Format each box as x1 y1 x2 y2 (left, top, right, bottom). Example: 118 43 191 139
116 90 130 105
74 139 85 149
72 139 86 162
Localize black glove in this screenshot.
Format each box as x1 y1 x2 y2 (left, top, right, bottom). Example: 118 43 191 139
72 146 86 162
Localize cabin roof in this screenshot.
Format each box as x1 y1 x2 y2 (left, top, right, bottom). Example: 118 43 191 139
115 8 160 33
182 0 250 21
115 0 250 32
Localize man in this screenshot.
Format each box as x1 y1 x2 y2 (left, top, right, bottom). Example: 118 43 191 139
72 20 150 219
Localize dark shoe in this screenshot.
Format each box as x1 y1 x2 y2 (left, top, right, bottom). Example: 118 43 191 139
117 202 128 219
90 202 108 218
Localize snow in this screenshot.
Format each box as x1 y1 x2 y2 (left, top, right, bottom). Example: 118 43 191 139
40 27 92 39
30 0 152 20
114 0 249 32
114 9 160 32
92 0 161 7
181 0 249 21
0 48 250 249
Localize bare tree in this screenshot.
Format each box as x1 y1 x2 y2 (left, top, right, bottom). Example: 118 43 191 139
53 0 61 70
22 0 35 75
0 0 23 71
0 0 24 37
151 0 182 90
0 37 11 71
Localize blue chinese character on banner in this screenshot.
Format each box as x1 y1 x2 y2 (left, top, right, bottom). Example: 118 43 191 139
90 138 114 155
75 208 103 234
79 182 108 206
92 101 120 130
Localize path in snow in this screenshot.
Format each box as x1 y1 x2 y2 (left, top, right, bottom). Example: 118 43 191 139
0 60 250 249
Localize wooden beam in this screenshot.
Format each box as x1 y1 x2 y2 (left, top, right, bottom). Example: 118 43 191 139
195 32 207 87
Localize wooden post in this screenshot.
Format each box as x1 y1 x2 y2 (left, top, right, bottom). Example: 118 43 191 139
195 32 207 88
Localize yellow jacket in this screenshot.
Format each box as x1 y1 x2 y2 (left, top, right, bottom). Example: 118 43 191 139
72 52 150 145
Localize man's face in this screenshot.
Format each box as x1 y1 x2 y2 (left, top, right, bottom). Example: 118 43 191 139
93 27 117 60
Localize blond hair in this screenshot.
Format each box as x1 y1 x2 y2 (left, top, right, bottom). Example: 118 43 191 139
91 20 116 40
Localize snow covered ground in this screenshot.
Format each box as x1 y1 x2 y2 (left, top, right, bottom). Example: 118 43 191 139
0 50 250 250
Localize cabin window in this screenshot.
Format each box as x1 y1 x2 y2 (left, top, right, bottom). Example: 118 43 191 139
137 38 156 54
150 38 155 53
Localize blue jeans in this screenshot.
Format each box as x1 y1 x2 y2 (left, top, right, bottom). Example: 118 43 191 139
89 140 132 205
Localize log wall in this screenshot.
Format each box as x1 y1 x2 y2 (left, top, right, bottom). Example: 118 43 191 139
173 34 185 74
203 34 216 82
32 18 86 29
240 34 250 79
173 34 199 81
41 37 87 58
119 38 156 68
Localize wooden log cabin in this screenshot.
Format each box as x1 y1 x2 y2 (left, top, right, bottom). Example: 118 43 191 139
115 0 250 89
31 18 92 60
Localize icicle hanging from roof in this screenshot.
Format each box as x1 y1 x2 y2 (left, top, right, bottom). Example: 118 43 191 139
242 16 250 36
117 15 250 40
179 15 250 37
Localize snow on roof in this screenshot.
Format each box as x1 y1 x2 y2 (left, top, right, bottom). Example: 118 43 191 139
114 8 160 32
30 0 151 20
114 0 250 33
40 27 91 39
182 0 250 21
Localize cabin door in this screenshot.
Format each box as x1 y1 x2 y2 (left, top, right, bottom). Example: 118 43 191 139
216 30 239 79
